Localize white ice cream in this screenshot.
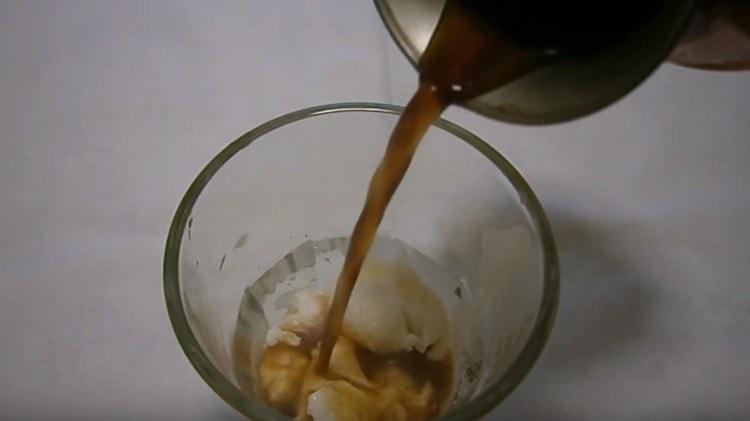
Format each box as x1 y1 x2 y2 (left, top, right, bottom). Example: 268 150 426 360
342 259 451 360
261 258 451 420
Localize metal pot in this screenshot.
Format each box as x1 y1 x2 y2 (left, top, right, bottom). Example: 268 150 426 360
375 0 696 124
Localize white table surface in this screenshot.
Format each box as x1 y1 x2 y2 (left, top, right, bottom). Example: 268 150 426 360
1 1 749 419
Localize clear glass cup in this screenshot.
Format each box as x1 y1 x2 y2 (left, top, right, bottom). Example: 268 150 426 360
164 103 559 420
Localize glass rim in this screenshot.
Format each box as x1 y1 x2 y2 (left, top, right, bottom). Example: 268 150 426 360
163 102 560 420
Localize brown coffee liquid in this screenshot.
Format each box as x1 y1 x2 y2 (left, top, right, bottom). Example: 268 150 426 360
315 82 448 370
253 333 454 419
316 1 541 372
354 344 455 418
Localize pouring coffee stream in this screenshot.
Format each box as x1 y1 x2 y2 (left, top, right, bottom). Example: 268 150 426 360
316 1 543 372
